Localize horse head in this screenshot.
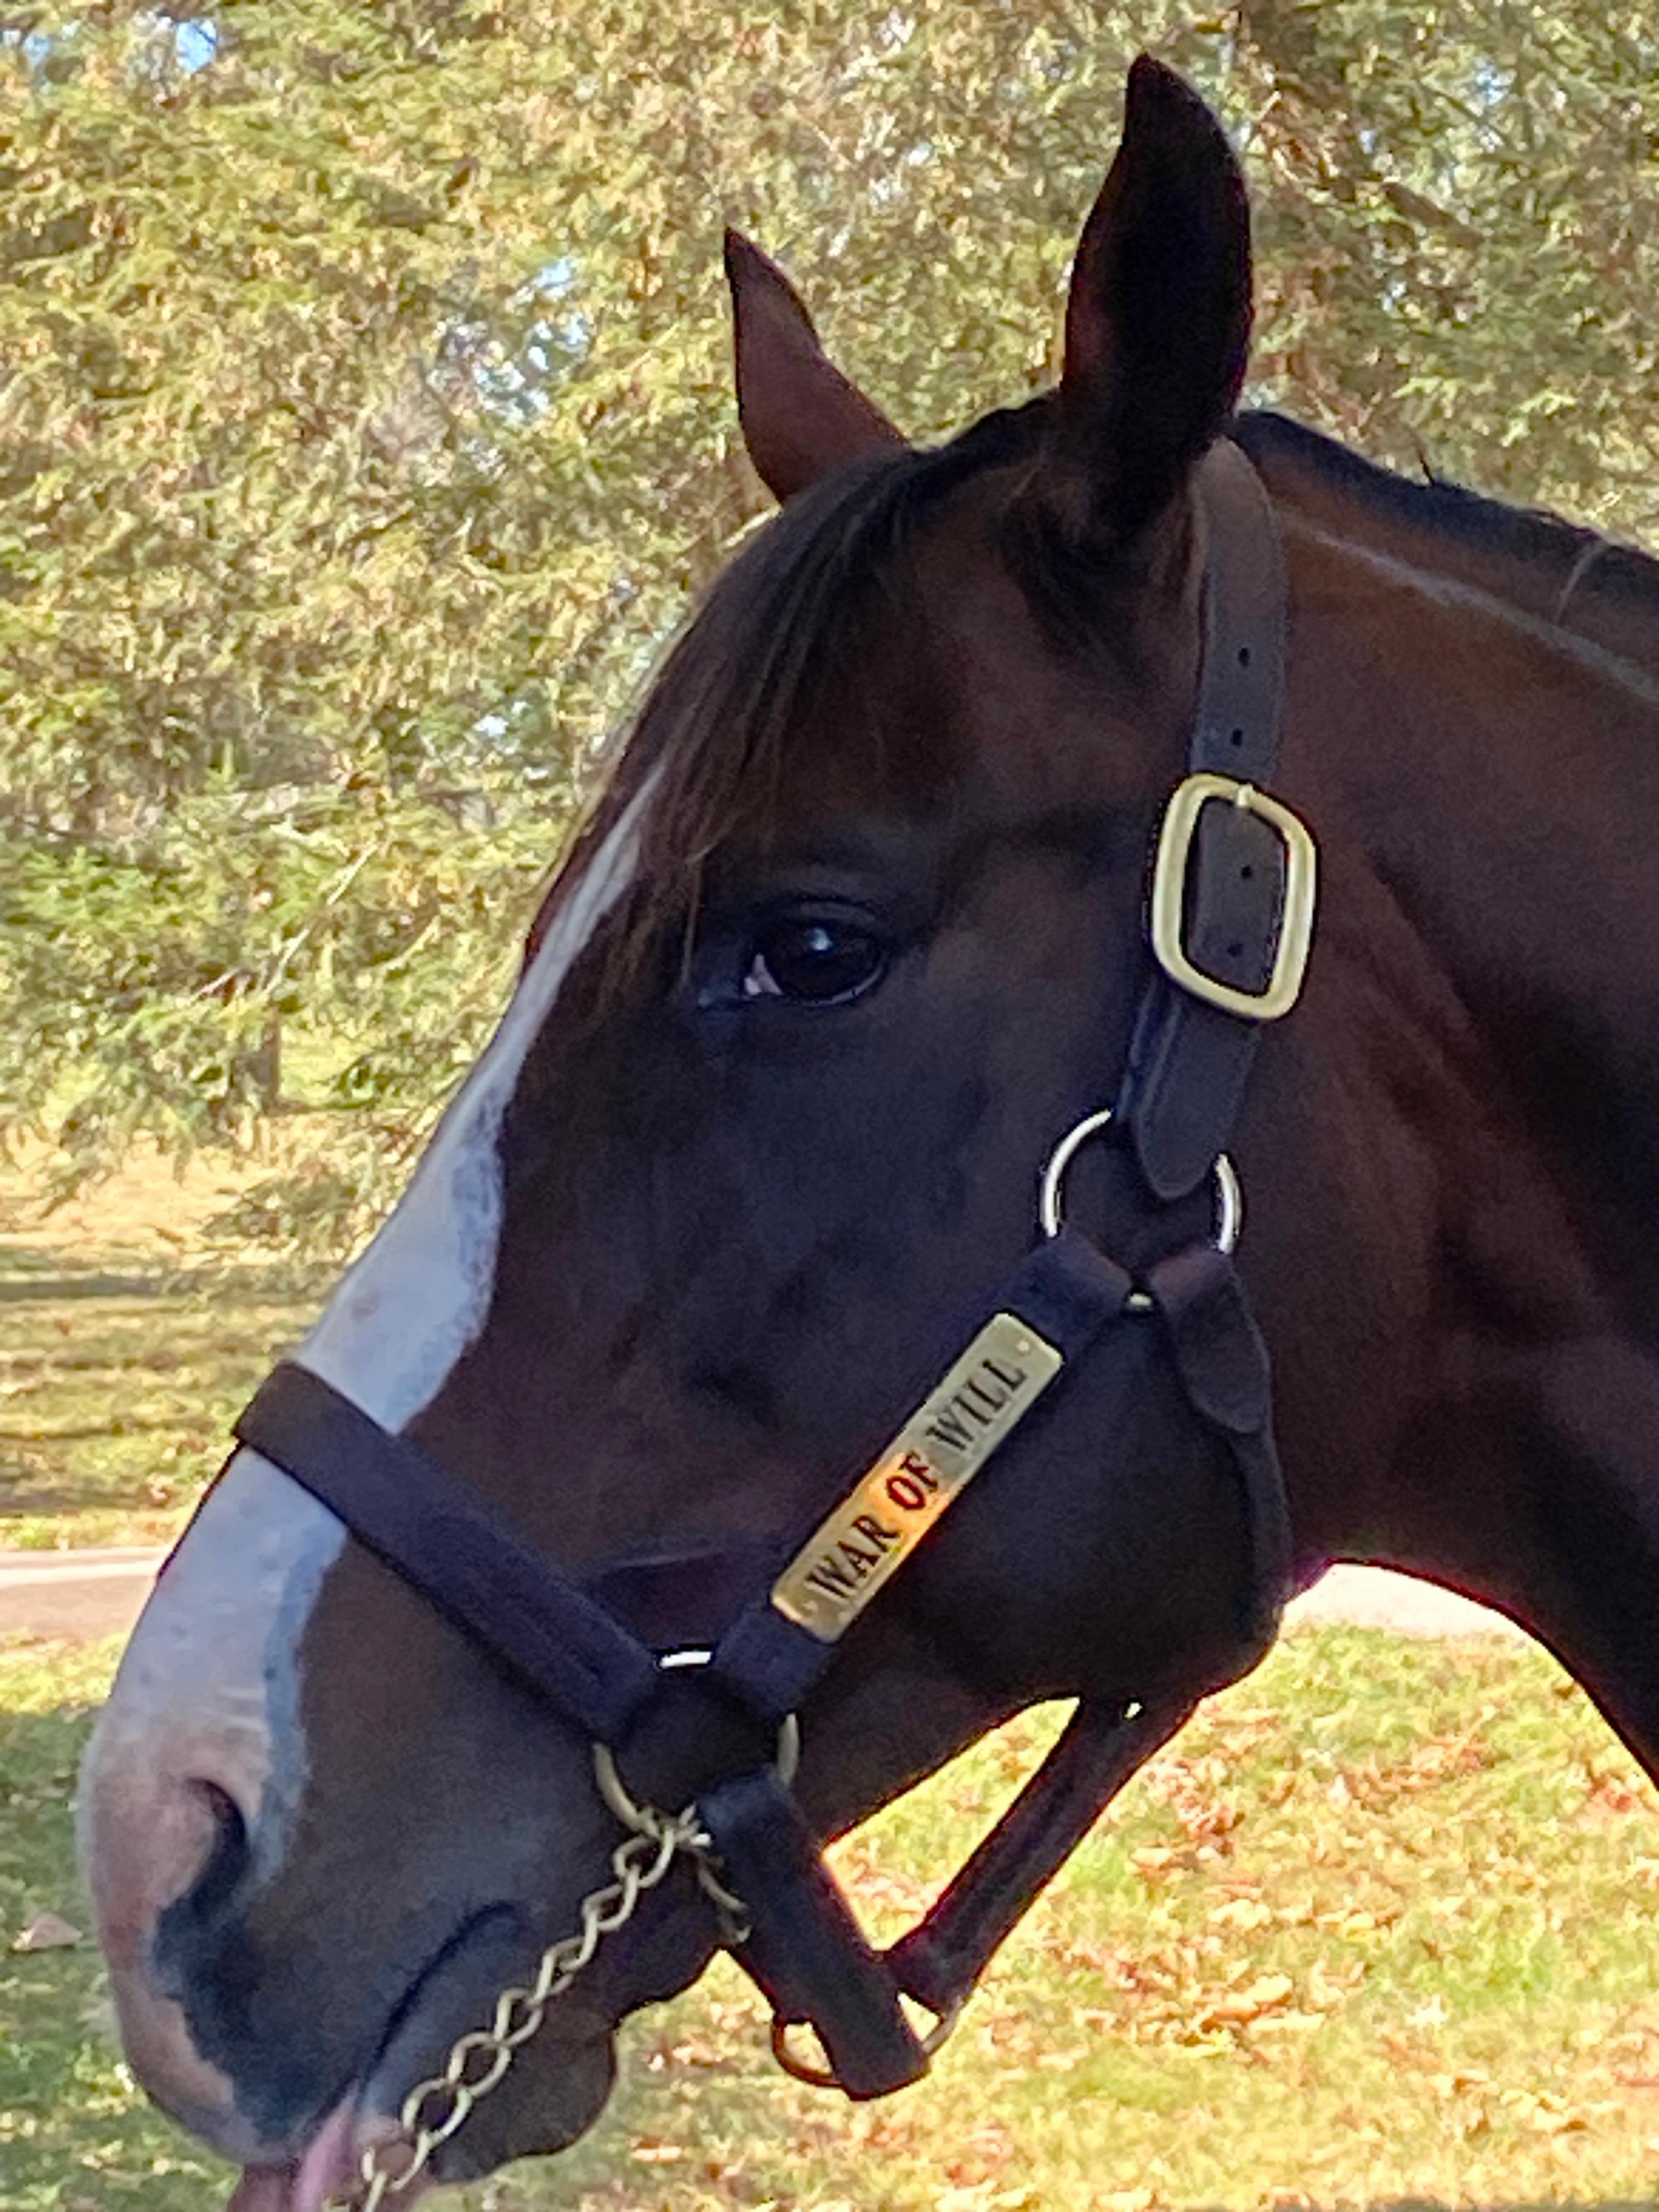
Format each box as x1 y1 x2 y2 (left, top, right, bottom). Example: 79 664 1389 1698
80 48 1659 2212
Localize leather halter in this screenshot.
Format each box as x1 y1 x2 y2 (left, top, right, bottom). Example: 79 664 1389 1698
229 436 1313 2104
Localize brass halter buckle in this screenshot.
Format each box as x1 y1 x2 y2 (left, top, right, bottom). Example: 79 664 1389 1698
1149 772 1318 1022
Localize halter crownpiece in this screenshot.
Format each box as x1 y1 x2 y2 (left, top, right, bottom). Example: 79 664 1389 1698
230 435 1317 2185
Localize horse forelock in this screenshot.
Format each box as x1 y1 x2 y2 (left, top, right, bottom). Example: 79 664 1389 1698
534 401 1052 1002
299 403 1041 1431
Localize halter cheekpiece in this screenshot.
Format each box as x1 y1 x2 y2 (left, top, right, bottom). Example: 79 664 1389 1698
231 437 1317 2116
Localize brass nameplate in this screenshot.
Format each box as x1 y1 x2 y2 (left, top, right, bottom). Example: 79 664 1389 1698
771 1312 1064 1643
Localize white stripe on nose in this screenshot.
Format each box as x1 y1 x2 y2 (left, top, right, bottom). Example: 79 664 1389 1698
302 778 655 1428
80 777 654 2143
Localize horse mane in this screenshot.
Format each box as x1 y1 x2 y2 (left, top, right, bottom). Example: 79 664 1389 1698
1233 409 1659 644
550 399 1659 996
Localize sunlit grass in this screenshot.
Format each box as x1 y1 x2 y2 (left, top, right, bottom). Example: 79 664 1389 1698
0 1154 322 1549
6 1629 1659 2211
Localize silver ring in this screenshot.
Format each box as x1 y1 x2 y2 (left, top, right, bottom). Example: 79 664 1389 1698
593 1648 801 1833
1037 1104 1242 1267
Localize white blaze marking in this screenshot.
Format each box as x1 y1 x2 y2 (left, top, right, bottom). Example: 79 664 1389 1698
85 782 653 1872
303 778 653 1427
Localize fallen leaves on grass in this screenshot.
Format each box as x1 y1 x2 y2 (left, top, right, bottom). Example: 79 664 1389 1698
1207 1896 1273 1931
1193 1971 1296 2032
13 1910 80 1950
629 2138 686 2164
1130 1843 1188 1879
1326 1735 1491 1809
1050 1926 1367 2048
640 2029 733 2073
943 2117 1017 2189
1581 1764 1651 1818
1317 1904 1401 1937
1503 2088 1595 2135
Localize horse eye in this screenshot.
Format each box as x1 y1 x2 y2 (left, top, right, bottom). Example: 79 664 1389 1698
741 918 887 1006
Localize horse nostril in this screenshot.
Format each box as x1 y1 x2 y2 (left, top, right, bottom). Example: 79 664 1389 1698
162 1781 253 1939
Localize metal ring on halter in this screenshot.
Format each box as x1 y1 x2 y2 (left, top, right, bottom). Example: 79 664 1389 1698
770 1994 964 2090
592 1648 802 1835
1037 1105 1242 1311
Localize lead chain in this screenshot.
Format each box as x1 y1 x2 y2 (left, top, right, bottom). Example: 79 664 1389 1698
329 1806 736 2211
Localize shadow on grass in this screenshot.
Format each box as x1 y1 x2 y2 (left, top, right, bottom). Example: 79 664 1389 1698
0 1479 133 1517
0 1416 183 1443
0 1262 325 1302
0 1252 324 1544
0 1270 167 1301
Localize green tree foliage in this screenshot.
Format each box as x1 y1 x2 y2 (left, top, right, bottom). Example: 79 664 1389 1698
1 3 1654 1249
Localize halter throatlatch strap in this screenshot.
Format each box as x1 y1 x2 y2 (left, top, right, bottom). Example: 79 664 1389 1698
1144 1242 1295 1654
221 433 1310 2117
885 1695 1193 2021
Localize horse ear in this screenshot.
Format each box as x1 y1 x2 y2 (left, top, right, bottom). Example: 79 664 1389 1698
724 230 907 504
1041 57 1252 545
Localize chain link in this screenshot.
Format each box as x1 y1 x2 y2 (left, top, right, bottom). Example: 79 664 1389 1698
328 1806 731 2211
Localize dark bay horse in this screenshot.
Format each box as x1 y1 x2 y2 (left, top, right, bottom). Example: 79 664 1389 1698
78 56 1659 2211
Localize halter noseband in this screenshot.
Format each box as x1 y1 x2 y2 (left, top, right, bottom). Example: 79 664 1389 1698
229 437 1316 2107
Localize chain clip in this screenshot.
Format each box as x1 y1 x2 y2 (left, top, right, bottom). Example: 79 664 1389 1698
330 1652 801 2209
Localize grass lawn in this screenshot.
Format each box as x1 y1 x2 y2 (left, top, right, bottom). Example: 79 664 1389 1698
6 1626 1659 2211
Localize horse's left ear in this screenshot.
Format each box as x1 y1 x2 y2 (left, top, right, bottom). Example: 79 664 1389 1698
725 230 908 504
1041 57 1252 545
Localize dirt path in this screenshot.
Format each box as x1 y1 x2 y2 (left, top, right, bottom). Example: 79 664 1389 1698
0 1548 163 1641
0 1549 1527 1645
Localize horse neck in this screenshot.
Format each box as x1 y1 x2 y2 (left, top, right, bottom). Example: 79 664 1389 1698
1290 507 1659 1273
1272 499 1659 1760
1242 414 1659 684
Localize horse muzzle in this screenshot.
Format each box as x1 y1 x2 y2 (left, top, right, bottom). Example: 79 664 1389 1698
88 1839 644 2196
